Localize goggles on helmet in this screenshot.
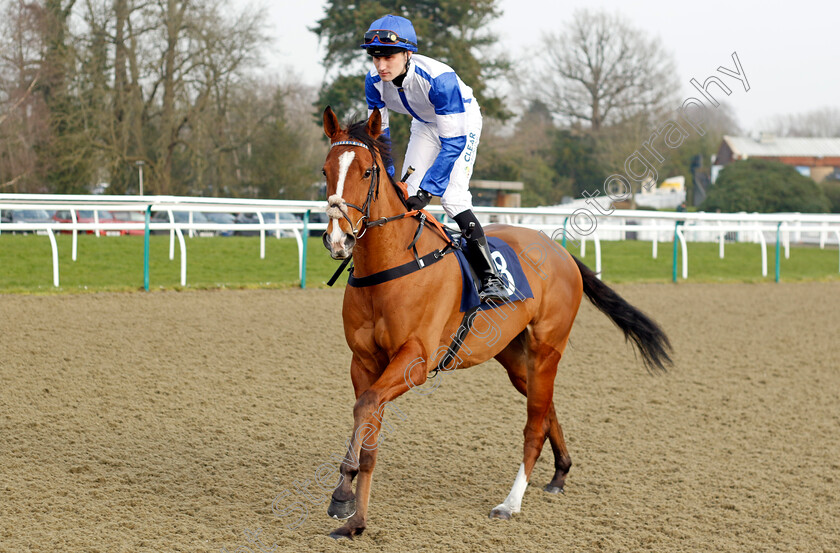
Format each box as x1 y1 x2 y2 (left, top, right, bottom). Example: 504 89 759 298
363 29 416 47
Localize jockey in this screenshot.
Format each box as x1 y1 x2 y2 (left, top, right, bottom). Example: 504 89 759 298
361 14 510 303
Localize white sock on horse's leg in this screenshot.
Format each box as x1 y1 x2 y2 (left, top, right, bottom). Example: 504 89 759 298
490 463 528 519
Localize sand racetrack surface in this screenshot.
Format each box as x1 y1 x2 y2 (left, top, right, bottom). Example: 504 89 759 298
1 283 838 553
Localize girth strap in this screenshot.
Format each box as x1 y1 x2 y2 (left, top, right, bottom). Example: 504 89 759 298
431 305 480 376
347 247 453 288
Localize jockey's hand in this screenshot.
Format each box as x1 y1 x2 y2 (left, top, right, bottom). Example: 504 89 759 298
406 189 432 211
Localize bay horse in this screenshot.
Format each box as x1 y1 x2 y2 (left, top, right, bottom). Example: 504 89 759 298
319 106 671 539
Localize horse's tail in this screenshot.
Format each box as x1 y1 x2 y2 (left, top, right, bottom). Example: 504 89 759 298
573 255 672 373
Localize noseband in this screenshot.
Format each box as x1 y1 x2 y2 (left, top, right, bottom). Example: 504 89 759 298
327 140 381 239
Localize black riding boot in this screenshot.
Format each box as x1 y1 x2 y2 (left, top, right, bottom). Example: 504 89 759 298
466 236 511 302
453 210 510 303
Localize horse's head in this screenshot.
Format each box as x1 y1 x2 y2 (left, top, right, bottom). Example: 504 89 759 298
320 106 386 259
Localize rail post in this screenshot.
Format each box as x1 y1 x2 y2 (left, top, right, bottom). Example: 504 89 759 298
775 221 782 283
561 217 569 248
301 210 310 289
144 205 151 291
672 220 681 283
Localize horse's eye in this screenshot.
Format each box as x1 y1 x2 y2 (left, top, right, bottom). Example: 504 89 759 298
363 169 372 178
321 168 327 176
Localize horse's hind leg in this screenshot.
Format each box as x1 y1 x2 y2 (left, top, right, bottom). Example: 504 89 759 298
497 333 573 493
541 403 573 494
491 330 569 518
496 332 572 492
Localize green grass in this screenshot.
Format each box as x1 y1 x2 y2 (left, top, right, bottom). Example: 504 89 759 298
0 234 338 294
564 238 840 283
1 233 838 294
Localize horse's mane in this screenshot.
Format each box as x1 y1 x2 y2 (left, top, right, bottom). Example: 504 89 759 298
347 119 395 182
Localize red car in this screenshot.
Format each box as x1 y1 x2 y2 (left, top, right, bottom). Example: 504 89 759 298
105 211 146 235
52 210 104 234
51 210 146 235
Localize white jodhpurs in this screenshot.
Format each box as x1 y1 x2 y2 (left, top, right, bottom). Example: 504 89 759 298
402 103 482 218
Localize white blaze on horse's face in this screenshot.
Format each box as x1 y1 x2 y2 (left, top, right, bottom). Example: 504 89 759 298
334 151 354 199
325 150 357 259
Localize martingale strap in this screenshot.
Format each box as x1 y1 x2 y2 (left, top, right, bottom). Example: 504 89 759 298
327 255 354 287
347 247 454 288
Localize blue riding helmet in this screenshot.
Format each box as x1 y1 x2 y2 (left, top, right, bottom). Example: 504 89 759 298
360 14 418 54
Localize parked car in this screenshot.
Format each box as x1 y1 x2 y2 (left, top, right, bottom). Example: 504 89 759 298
202 212 236 237
307 211 330 237
3 209 54 234
269 212 303 238
52 210 106 234
51 210 145 236
150 210 214 236
233 212 259 236
105 211 147 235
233 211 302 238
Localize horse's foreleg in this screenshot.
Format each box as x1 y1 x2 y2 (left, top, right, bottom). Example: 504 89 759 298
328 355 379 522
330 342 427 539
491 342 561 519
327 442 360 521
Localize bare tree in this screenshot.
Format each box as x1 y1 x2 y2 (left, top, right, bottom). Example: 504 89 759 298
0 0 48 192
0 74 39 189
73 0 267 195
763 107 840 138
1 0 320 197
228 75 324 199
533 9 678 132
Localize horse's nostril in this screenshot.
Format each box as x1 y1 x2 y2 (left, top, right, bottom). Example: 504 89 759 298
322 232 331 250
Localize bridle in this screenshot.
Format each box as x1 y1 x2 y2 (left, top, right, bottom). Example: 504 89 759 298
326 137 455 255
324 136 459 287
327 140 382 240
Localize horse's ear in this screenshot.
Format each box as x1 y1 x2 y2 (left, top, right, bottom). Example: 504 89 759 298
323 106 341 140
366 108 382 140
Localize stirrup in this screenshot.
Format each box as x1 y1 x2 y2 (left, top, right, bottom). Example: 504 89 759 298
478 275 510 302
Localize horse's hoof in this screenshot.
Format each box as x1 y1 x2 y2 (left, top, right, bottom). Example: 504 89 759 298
489 505 515 520
329 528 353 540
327 498 356 520
329 524 364 540
543 484 565 494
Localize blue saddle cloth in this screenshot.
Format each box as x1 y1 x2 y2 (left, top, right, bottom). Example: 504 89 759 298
454 236 534 312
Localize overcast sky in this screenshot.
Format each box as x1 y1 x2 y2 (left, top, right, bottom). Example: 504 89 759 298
247 0 839 133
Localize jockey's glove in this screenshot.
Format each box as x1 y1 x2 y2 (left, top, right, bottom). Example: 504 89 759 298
405 189 432 211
